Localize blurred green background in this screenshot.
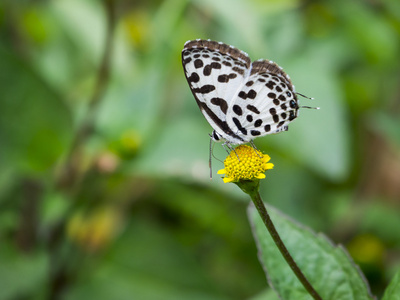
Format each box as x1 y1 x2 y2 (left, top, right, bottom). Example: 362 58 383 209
1 0 400 299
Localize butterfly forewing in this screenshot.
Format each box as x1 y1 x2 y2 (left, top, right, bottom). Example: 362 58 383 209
182 40 252 143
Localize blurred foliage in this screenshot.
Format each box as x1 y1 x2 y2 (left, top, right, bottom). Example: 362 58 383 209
0 0 400 299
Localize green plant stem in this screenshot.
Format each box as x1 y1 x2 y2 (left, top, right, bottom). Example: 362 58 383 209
250 188 322 300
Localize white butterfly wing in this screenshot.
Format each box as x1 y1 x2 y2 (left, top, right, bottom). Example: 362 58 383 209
226 60 299 142
182 40 251 144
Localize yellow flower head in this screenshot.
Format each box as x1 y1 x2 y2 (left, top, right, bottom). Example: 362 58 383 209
217 145 274 183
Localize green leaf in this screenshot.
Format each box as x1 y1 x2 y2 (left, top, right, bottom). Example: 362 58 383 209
65 217 231 300
249 288 280 300
248 204 375 300
0 45 72 174
382 270 400 300
0 246 48 299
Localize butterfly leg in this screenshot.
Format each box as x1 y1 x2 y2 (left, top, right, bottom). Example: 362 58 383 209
221 142 230 155
250 140 262 158
222 142 240 161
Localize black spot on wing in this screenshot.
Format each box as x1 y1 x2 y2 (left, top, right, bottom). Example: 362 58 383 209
194 59 203 69
248 90 257 99
277 121 285 128
217 73 237 83
232 117 247 135
192 85 215 94
278 94 286 101
238 89 257 100
233 105 243 116
251 130 261 136
203 65 211 76
265 81 276 89
247 105 260 114
183 57 192 65
210 97 228 114
203 62 222 76
271 76 279 82
188 72 200 83
232 66 245 75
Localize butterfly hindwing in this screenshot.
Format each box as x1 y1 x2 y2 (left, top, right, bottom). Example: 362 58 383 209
226 60 299 141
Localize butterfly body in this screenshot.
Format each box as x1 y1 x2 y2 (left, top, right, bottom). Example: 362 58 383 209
182 39 299 145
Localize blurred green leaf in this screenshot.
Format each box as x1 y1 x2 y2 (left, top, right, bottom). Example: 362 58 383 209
0 46 72 174
0 246 48 299
382 270 400 300
51 0 105 61
360 202 400 244
371 112 400 149
65 217 230 300
249 288 280 300
131 115 211 178
340 1 398 66
248 204 374 300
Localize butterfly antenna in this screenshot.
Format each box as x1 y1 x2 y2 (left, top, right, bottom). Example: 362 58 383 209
296 92 314 100
300 106 320 109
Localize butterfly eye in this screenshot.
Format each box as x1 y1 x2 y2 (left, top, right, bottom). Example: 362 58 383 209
289 100 297 109
286 91 292 97
212 130 221 141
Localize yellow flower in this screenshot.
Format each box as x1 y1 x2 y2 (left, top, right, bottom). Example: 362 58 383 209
217 145 274 183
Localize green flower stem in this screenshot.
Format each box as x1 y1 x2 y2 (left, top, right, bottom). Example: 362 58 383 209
236 180 322 300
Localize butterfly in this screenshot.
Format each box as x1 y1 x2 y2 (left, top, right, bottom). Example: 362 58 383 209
182 39 314 145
